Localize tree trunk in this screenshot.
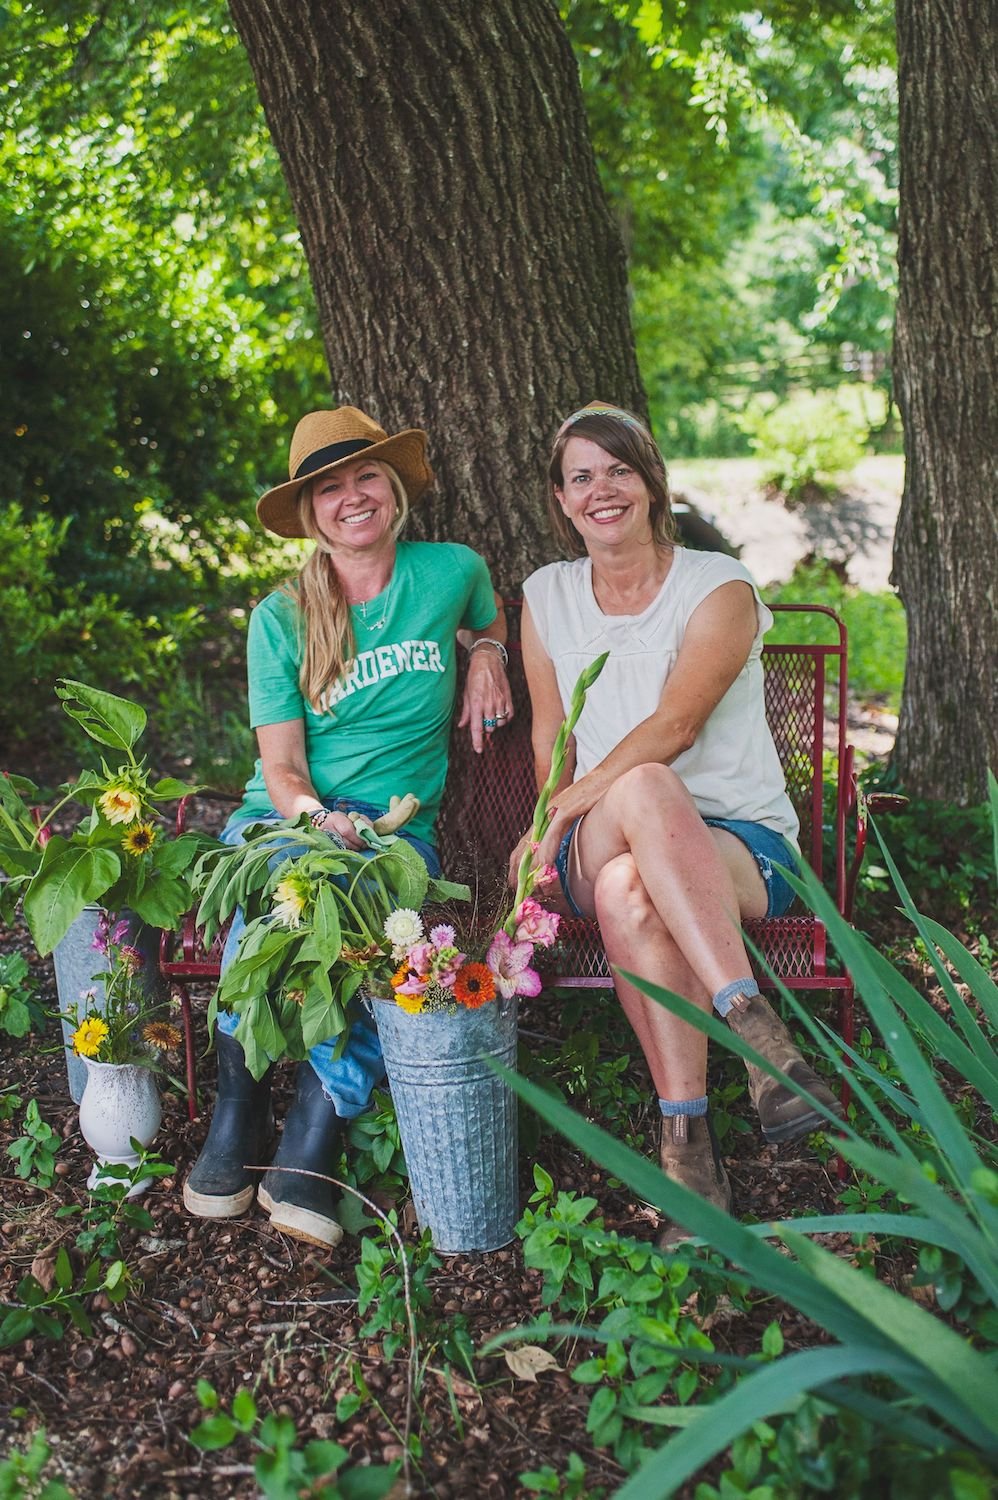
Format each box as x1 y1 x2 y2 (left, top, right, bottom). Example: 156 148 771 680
891 0 997 802
226 0 645 590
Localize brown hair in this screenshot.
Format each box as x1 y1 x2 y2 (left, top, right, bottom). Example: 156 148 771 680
546 407 678 556
283 463 410 710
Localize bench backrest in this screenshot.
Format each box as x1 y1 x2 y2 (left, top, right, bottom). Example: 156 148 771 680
437 601 851 915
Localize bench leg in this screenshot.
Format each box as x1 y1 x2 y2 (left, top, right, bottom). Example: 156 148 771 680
171 982 199 1121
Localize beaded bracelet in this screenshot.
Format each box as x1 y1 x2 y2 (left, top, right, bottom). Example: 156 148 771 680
308 806 328 829
468 637 509 667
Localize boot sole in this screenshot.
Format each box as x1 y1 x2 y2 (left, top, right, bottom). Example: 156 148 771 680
257 1186 344 1249
761 1103 843 1145
183 1180 256 1218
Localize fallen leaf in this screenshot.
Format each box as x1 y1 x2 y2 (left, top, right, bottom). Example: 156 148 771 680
504 1344 561 1382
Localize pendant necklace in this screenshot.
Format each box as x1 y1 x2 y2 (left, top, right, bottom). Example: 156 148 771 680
352 571 394 632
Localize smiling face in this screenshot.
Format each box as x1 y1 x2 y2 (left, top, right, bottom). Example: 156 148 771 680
553 436 654 551
308 458 399 552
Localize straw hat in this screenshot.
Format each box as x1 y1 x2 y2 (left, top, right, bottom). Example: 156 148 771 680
256 407 434 538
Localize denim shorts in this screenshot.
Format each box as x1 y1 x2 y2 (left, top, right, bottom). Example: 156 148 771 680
221 796 441 876
555 813 798 920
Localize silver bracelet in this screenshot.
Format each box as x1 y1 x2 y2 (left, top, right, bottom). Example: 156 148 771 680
468 637 509 667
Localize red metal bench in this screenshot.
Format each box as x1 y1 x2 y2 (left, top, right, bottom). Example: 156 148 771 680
162 602 899 1117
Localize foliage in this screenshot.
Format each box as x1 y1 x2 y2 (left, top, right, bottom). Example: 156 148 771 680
5 1100 61 1188
0 680 208 954
767 560 907 707
190 1380 399 1499
196 821 468 1079
0 1427 72 1500
499 785 998 1496
0 953 44 1039
738 386 877 497
58 912 181 1069
355 1224 438 1363
55 1148 175 1259
0 1251 132 1350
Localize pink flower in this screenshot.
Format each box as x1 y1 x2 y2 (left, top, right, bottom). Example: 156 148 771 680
533 863 559 888
111 919 131 945
433 945 466 988
429 924 455 948
406 942 435 975
396 970 428 997
486 930 542 1000
117 945 145 974
514 897 560 949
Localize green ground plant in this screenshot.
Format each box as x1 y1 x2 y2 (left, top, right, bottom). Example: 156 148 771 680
497 775 998 1497
5 1101 60 1188
0 1427 72 1500
767 560 907 708
738 386 884 499
190 1380 398 1500
55 1148 175 1259
0 954 44 1039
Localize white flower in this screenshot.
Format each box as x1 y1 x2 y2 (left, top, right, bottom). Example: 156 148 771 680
383 907 424 959
272 876 310 929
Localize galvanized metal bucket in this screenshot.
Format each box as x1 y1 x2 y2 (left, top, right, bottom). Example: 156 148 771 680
373 995 519 1254
52 906 166 1102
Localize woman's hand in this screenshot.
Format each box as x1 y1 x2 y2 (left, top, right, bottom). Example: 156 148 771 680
313 808 368 851
458 646 513 754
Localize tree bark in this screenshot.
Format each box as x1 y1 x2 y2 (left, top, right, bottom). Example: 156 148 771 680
225 0 645 589
891 0 997 802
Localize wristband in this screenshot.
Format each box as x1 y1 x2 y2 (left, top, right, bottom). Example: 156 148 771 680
468 637 509 667
308 807 328 829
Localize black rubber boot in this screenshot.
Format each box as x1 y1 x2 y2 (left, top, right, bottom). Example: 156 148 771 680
183 1030 275 1218
257 1063 345 1248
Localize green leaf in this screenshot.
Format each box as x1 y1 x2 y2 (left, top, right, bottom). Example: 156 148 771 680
231 1387 257 1430
53 1247 73 1291
23 839 121 954
55 678 146 753
190 1414 237 1451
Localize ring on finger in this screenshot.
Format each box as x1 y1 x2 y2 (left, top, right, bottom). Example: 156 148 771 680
483 716 497 729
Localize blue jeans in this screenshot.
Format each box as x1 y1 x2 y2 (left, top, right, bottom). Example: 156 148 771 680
216 799 440 1117
555 813 798 921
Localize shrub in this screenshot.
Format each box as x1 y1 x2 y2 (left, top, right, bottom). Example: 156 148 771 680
739 386 883 498
768 559 907 707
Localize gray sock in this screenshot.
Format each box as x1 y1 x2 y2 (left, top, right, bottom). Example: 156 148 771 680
713 977 759 1018
658 1095 708 1117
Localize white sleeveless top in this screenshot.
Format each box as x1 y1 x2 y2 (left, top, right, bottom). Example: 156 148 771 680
522 550 800 848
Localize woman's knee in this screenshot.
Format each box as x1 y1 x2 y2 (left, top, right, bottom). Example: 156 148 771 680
594 855 657 934
604 762 691 823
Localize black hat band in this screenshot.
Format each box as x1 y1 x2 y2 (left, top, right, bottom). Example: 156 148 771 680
294 438 374 480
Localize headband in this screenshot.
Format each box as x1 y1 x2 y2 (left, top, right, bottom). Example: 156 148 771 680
555 405 646 440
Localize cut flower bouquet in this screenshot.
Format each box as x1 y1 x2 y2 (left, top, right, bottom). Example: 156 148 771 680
62 911 182 1069
379 650 609 1017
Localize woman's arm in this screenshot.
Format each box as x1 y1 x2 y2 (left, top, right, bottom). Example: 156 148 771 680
458 590 513 753
529 581 759 869
256 719 367 849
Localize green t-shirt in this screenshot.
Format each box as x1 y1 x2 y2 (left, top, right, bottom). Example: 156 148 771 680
236 540 497 843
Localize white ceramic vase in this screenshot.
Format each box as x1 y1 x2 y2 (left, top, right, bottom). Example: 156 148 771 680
78 1058 162 1197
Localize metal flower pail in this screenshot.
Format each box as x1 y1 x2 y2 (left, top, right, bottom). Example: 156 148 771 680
373 995 519 1253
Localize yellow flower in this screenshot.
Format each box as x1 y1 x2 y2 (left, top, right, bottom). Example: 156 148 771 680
272 874 310 929
72 1016 109 1058
142 1021 182 1051
99 784 142 825
122 821 157 855
395 991 426 1015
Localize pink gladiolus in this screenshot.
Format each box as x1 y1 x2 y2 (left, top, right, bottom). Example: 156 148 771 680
111 919 131 945
396 971 428 996
486 930 542 1000
514 897 560 949
533 863 559 888
406 942 435 975
429 924 455 948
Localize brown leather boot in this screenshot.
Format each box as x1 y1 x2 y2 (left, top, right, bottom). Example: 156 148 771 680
655 1112 733 1249
725 991 843 1144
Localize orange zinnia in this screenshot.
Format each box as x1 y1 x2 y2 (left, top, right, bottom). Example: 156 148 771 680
453 962 495 1008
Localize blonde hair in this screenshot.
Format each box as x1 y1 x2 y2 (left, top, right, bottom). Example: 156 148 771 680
284 462 410 710
547 407 678 556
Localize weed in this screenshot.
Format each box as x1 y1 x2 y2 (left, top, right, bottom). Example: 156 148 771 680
55 1148 175 1258
0 1250 132 1348
0 953 44 1038
355 1223 436 1361
0 1426 72 1499
190 1380 399 1499
6 1100 60 1187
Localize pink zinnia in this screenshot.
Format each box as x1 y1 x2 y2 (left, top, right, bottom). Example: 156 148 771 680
514 897 560 949
486 930 542 1000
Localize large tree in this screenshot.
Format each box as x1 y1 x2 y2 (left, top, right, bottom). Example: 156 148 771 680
225 0 646 589
891 0 997 802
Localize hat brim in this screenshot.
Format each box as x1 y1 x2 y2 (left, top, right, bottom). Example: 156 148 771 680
256 428 434 538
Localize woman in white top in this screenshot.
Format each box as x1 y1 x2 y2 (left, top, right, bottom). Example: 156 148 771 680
512 402 839 1242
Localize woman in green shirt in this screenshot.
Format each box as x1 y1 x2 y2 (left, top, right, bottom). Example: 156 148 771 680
184 406 510 1248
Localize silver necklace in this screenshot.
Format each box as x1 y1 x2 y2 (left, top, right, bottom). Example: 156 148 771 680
351 572 393 632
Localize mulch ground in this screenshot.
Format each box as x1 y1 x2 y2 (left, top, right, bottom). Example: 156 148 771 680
0 901 854 1500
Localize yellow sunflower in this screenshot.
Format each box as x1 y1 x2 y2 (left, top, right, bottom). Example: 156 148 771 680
72 1016 110 1058
395 991 426 1015
98 784 142 825
122 821 157 855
